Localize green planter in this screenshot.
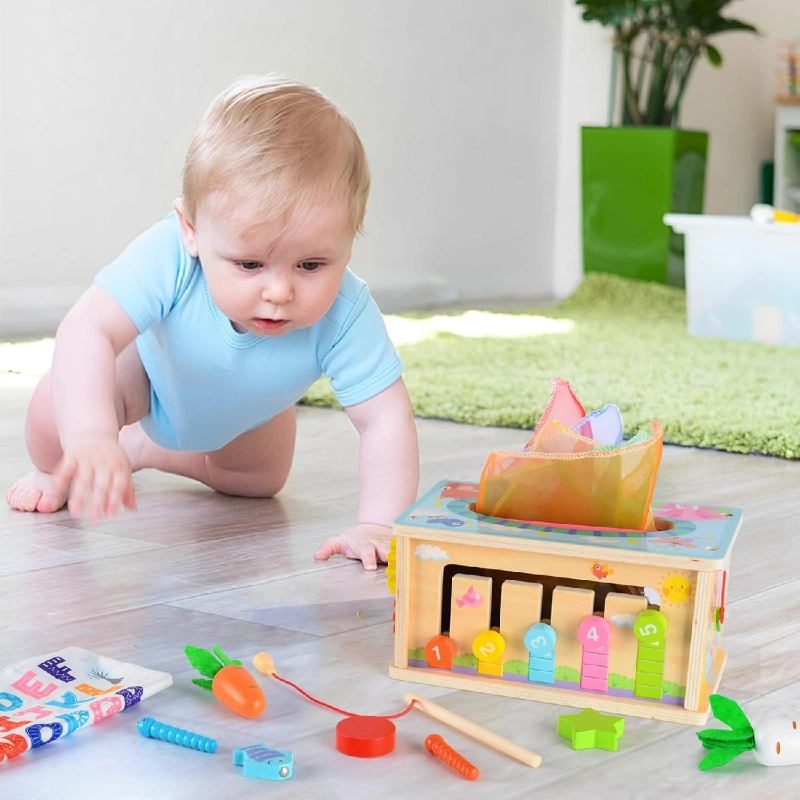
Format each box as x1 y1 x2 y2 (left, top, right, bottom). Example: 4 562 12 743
581 127 708 287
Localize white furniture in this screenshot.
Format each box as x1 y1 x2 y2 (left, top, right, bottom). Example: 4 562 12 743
665 213 800 347
774 101 800 212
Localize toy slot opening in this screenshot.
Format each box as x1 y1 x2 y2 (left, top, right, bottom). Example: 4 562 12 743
440 563 658 635
464 503 676 534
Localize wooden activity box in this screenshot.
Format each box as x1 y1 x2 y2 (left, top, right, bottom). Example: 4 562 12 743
388 480 742 725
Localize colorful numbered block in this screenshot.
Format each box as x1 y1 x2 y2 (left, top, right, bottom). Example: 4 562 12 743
634 609 668 647
528 656 556 671
578 616 610 650
425 635 456 670
528 669 555 685
578 615 611 692
633 609 668 700
233 744 293 780
523 622 557 684
524 622 558 654
582 650 609 666
557 708 625 751
472 630 506 677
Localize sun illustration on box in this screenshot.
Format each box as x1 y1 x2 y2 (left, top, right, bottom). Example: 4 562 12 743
658 571 694 608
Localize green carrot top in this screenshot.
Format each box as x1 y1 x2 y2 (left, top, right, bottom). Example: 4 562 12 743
697 694 756 770
185 645 242 691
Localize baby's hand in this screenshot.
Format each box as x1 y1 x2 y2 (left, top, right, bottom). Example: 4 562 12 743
314 523 392 571
54 437 136 523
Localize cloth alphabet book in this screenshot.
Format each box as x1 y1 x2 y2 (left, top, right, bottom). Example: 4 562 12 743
0 646 172 762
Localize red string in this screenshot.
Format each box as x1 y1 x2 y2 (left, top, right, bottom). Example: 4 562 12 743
272 672 417 719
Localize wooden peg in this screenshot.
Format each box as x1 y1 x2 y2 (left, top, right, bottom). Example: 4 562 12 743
404 693 541 768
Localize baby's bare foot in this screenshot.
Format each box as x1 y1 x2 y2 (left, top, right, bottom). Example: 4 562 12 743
6 469 68 513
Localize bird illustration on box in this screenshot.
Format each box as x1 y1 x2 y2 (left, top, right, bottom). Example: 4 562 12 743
455 586 483 608
592 562 614 580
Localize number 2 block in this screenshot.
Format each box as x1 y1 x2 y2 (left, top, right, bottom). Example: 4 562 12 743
472 630 506 677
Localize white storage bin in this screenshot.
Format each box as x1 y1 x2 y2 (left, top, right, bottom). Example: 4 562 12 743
664 214 800 346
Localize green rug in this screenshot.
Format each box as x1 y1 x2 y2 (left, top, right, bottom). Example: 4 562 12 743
303 274 800 459
2 275 797 459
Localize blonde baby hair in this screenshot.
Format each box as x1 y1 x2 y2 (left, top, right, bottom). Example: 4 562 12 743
182 74 370 235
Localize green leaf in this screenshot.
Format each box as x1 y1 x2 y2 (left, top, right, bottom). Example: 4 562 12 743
697 728 754 750
576 0 759 125
212 645 242 667
708 18 759 36
696 695 756 769
184 645 223 679
709 694 754 736
191 678 214 691
705 44 723 67
698 746 747 771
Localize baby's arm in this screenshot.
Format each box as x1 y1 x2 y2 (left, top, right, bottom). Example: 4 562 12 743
51 285 140 520
314 378 419 570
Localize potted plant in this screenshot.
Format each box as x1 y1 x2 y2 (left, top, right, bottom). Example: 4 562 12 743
577 0 758 287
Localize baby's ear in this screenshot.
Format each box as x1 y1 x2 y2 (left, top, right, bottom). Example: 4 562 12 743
173 197 199 257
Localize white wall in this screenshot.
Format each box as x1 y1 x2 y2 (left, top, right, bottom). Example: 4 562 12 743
551 2 612 298
4 1 788 334
0 0 564 334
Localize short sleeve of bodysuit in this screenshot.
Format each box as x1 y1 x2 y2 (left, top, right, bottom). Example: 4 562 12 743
93 213 195 334
320 280 403 408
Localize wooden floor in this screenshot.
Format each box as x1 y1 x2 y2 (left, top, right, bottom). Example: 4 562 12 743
2 369 799 798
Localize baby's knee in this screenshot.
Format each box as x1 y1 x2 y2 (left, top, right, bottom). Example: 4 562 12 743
205 458 290 499
243 472 289 499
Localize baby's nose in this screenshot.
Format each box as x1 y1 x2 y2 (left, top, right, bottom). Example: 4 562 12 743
262 277 293 304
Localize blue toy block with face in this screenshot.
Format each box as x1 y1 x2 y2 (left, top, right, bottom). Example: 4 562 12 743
233 743 293 780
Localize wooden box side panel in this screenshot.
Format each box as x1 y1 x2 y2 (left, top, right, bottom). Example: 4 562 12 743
687 563 729 711
398 536 699 704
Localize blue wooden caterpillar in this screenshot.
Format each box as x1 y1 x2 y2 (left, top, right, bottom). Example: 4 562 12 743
137 716 218 753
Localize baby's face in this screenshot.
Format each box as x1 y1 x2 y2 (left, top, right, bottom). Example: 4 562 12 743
177 195 354 337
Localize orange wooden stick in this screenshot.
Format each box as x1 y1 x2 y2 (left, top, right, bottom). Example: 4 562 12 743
425 734 479 780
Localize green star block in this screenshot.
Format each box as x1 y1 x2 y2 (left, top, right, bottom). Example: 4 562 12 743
557 708 625 751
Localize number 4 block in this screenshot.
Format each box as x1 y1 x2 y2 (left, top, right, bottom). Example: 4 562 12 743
578 615 611 692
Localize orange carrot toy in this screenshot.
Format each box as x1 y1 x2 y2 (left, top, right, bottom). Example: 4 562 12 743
185 645 266 719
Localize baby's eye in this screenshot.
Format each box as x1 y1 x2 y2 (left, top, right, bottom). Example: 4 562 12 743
236 261 262 271
298 261 322 272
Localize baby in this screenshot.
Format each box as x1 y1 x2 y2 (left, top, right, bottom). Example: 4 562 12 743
6 74 419 570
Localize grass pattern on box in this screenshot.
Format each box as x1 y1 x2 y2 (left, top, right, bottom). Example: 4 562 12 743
302 274 800 460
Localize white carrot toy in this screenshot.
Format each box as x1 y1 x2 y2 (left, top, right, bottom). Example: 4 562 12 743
698 694 800 769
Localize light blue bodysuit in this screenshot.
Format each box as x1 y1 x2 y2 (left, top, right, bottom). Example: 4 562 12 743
94 213 402 452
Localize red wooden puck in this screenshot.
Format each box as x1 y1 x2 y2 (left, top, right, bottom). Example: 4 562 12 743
335 716 396 758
